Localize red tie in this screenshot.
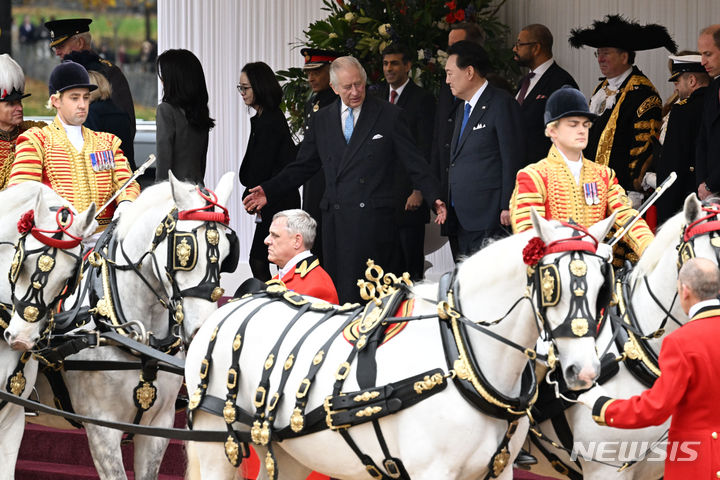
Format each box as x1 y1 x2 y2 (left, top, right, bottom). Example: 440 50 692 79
390 90 398 104
517 72 535 105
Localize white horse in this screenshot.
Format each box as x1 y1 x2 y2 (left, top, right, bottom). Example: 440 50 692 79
0 182 97 479
5 172 236 480
525 194 718 480
184 211 616 480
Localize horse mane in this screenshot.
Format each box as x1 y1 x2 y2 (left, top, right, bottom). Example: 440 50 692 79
631 211 685 280
456 229 535 290
115 182 176 240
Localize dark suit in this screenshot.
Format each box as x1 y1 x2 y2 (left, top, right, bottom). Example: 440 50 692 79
516 61 578 166
449 82 524 255
240 108 301 280
302 88 338 264
431 83 463 260
376 80 436 280
656 86 707 223
262 95 441 303
696 78 720 193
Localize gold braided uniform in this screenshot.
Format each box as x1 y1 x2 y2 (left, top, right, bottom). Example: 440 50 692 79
9 117 139 231
510 145 653 261
0 120 45 190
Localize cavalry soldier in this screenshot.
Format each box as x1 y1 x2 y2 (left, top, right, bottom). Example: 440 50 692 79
510 86 654 263
300 47 341 265
0 54 44 190
8 61 139 236
580 257 720 479
265 209 338 304
570 15 675 199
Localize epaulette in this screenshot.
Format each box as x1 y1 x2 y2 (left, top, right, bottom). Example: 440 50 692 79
675 98 688 106
99 58 114 68
19 120 46 133
295 257 320 278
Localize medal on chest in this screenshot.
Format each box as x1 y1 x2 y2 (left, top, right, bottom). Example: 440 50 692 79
89 150 115 172
583 182 600 205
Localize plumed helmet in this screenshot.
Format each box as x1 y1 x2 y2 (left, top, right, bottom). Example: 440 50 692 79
0 54 30 102
48 60 97 96
544 86 597 125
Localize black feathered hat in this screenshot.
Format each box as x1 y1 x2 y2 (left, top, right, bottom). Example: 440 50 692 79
544 86 597 125
569 15 677 54
48 61 97 96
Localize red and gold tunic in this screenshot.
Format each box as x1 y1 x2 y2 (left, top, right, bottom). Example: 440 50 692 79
591 306 720 479
272 254 339 304
0 120 45 190
510 145 653 256
8 117 139 231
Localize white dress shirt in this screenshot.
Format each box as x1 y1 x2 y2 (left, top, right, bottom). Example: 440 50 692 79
277 250 313 280
59 116 85 152
589 66 633 115
689 298 720 319
516 58 554 102
389 78 410 103
340 101 362 131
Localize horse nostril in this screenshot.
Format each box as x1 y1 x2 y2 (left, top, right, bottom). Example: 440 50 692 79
565 364 579 380
3 329 12 344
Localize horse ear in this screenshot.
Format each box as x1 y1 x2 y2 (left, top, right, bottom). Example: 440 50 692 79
587 212 616 244
212 172 235 206
75 203 99 238
530 208 554 242
169 171 195 210
684 193 702 224
32 190 46 221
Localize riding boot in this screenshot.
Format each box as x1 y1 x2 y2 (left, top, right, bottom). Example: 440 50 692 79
514 448 538 469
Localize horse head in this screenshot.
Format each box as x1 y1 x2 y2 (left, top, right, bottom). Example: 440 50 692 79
4 191 97 351
528 209 616 390
154 171 236 345
677 193 720 266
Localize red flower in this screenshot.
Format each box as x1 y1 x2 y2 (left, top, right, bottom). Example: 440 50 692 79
454 9 465 21
445 0 457 10
336 0 344 4
18 210 35 234
523 237 547 266
446 12 456 23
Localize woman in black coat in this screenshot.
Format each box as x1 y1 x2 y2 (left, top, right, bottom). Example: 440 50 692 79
239 62 300 281
155 49 214 185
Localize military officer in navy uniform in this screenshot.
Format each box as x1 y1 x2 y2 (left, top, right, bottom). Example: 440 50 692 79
655 54 710 223
300 48 341 264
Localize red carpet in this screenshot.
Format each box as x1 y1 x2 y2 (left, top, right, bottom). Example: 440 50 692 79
16 412 186 479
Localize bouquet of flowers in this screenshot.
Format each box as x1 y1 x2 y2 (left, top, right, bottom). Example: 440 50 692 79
278 0 518 141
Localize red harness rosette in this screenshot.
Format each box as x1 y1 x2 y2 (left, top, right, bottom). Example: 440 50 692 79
522 221 599 266
18 207 82 249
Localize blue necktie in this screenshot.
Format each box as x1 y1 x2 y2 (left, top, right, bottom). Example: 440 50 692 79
460 102 471 137
344 108 354 143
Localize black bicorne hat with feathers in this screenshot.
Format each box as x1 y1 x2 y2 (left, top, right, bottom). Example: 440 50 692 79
569 15 677 54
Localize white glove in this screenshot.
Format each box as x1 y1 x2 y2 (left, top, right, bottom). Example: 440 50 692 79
112 200 132 221
577 384 610 410
641 172 657 191
627 191 644 210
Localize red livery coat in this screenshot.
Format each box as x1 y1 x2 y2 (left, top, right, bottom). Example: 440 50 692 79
592 305 720 479
272 254 339 304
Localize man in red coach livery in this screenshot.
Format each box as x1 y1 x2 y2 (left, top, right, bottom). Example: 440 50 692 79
580 257 720 479
265 209 338 304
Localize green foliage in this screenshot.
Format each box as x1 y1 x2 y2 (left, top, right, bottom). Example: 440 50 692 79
278 0 519 138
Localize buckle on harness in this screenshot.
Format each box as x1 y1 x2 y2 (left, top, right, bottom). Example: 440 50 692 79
323 395 350 431
366 465 383 479
335 362 351 381
254 386 266 408
296 378 311 399
551 459 570 475
384 459 401 479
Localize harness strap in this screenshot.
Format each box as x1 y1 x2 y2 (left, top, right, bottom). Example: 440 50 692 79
528 430 583 480
483 420 519 479
289 307 364 433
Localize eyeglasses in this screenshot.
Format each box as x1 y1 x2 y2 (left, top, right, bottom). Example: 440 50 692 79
514 41 537 48
237 85 252 94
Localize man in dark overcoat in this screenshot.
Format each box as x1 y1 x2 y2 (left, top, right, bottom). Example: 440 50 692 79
242 56 446 303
